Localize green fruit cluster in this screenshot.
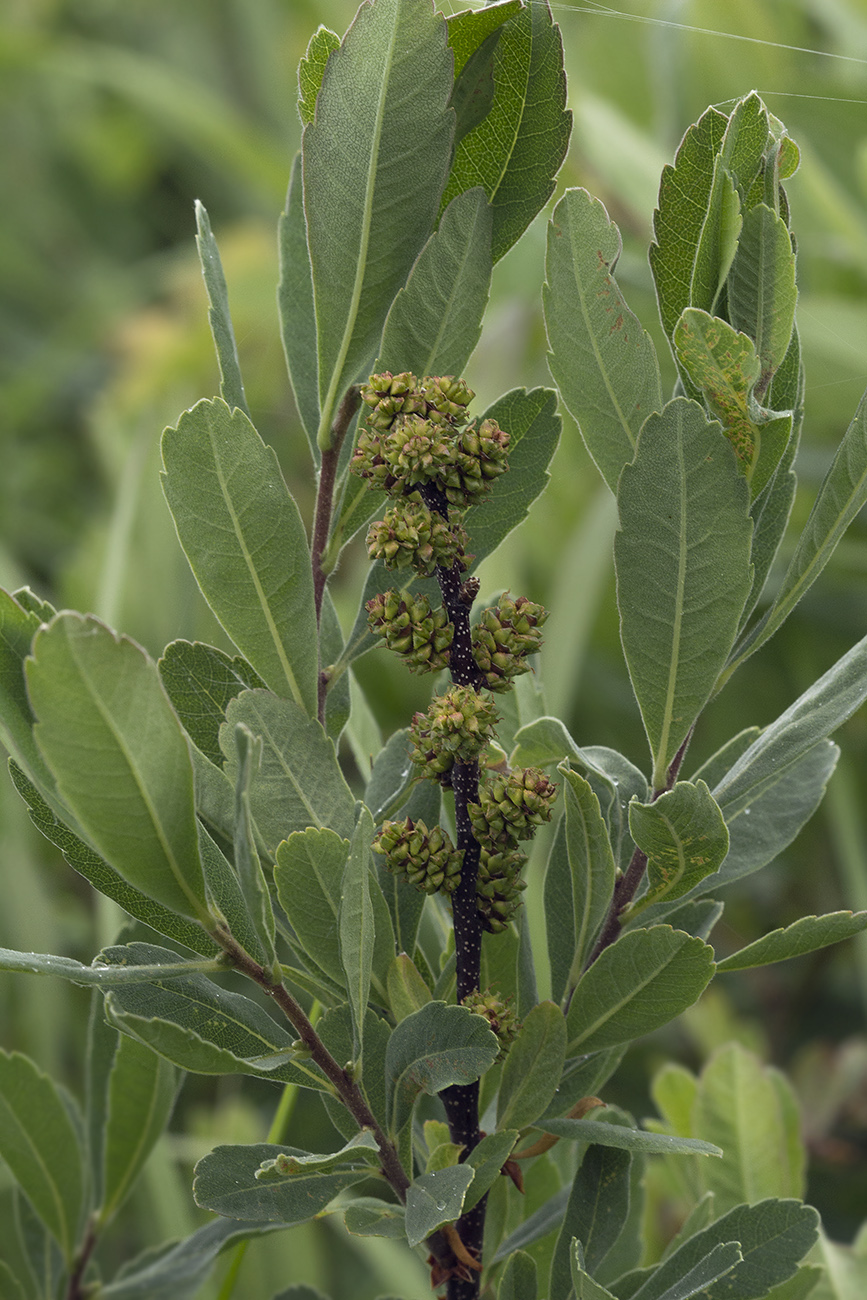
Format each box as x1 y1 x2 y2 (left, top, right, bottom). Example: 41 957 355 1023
365 590 454 673
409 684 499 781
472 594 548 691
372 818 463 895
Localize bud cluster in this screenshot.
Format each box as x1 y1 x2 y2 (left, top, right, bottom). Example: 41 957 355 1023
476 846 529 933
472 595 549 692
409 684 499 782
461 988 521 1059
366 495 470 578
373 818 463 895
366 590 454 673
468 767 558 848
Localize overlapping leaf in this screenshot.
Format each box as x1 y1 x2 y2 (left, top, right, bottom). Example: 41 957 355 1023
194 201 248 416
627 780 729 917
385 1002 499 1135
158 639 263 768
194 1142 368 1223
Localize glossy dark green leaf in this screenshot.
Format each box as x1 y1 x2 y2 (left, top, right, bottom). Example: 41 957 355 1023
278 153 320 458
385 1001 499 1135
304 0 453 445
551 1145 631 1298
717 911 867 973
194 201 248 417
99 1035 178 1225
0 1050 84 1262
158 639 264 768
193 1143 367 1223
27 614 212 925
498 1001 566 1131
404 1165 475 1247
615 400 752 788
440 0 570 262
566 927 715 1055
161 400 318 714
545 187 662 494
297 26 340 126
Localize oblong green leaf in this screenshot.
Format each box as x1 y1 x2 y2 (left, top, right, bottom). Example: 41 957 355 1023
194 1143 367 1223
304 0 454 443
274 828 350 994
385 1002 499 1135
727 203 797 389
340 807 376 1058
297 26 340 126
566 926 715 1055
439 0 570 263
561 766 617 981
544 187 662 494
278 152 319 459
463 1130 519 1212
27 613 211 925
404 1165 475 1248
534 1119 722 1159
158 639 264 769
717 911 867 973
498 1250 538 1300
100 1035 178 1225
194 201 248 417
230 725 278 971
0 1050 84 1262
615 399 752 788
626 781 729 917
497 1001 566 1131
161 399 318 714
344 1197 406 1239
551 1145 631 1298
0 946 219 987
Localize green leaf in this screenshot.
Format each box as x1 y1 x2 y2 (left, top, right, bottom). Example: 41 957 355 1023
0 1262 26 1300
13 1191 63 1300
317 1004 391 1137
492 1184 571 1264
0 1050 84 1262
27 614 211 925
717 911 867 972
551 1145 631 1298
727 204 797 390
566 926 715 1055
535 1119 721 1159
9 760 218 956
650 106 729 340
198 820 271 969
194 201 248 417
735 387 867 667
571 1240 619 1300
230 724 278 971
222 690 356 857
161 399 318 714
463 1130 519 1212
274 828 350 995
376 186 493 380
297 26 340 127
278 153 320 458
650 1242 744 1300
446 0 524 78
545 817 576 1006
100 1035 178 1225
158 639 264 769
690 1045 805 1213
497 1001 566 1131
98 1218 290 1300
386 954 432 1023
340 807 376 1059
615 399 753 788
674 309 792 498
499 1250 538 1300
101 942 329 1091
450 30 501 149
628 1200 819 1300
303 0 453 445
0 588 57 799
385 1001 499 1135
544 187 662 494
365 727 418 824
711 635 867 819
193 1143 367 1223
688 161 741 322
344 1197 406 1239
404 1165 476 1247
439 0 570 263
255 1131 381 1179
626 781 728 917
560 766 617 981
572 747 649 874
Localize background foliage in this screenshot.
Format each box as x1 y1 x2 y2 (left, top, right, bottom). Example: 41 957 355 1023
2 0 867 1294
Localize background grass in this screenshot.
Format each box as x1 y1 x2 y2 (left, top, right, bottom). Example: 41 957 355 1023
1 0 867 1293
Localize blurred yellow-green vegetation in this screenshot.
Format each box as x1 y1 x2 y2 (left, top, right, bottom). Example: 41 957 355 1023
2 0 867 1292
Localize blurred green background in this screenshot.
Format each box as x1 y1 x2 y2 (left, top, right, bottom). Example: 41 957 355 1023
2 0 867 1293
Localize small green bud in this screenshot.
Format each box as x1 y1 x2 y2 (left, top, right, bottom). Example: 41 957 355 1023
359 371 420 429
475 845 528 933
469 767 558 848
461 988 521 1059
373 817 463 894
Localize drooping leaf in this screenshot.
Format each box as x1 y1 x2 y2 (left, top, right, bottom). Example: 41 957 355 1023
193 1143 368 1223
340 807 376 1058
551 1145 631 1298
303 0 454 445
439 0 570 263
615 399 752 788
727 204 797 391
534 1119 721 1159
627 1199 818 1300
27 614 212 925
297 26 340 126
560 766 617 982
100 943 328 1092
377 186 493 380
99 1036 178 1225
161 399 318 714
717 911 867 973
626 781 729 917
274 828 350 996
0 1050 84 1262
497 1001 566 1131
221 690 356 857
566 926 715 1055
277 153 320 458
9 760 218 956
194 201 249 417
158 639 264 769
404 1165 476 1247
544 187 662 494
385 1002 499 1135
